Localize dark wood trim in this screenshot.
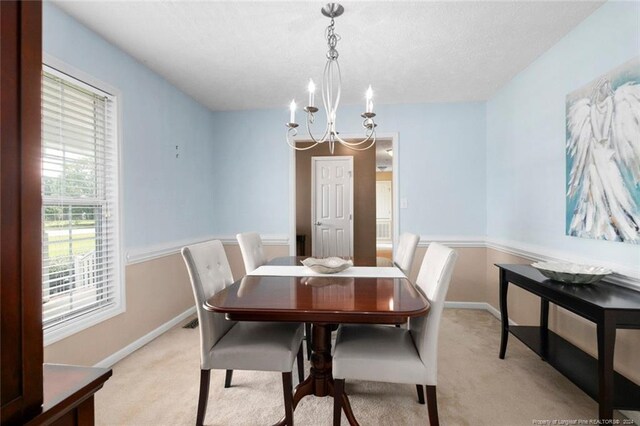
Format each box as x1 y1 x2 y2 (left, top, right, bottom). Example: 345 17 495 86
282 372 294 426
20 1 44 419
333 379 344 426
305 323 312 360
416 384 425 405
0 1 43 423
296 344 304 384
498 268 509 360
224 370 233 388
426 385 439 426
196 369 210 426
223 310 422 324
597 312 616 419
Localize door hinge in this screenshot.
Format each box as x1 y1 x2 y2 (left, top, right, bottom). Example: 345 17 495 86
349 213 352 220
348 170 352 177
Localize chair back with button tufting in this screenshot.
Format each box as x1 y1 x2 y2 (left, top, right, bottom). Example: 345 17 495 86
181 240 236 369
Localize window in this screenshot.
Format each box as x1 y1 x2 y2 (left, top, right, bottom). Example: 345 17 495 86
41 63 122 344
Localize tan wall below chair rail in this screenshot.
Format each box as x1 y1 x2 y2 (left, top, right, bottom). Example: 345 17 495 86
43 241 640 392
44 253 194 366
408 246 487 303
224 244 290 280
42 243 291 367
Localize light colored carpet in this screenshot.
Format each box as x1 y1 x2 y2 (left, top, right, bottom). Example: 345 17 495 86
95 309 628 425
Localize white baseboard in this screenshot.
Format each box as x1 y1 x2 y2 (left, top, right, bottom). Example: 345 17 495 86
444 301 487 310
444 301 517 326
94 306 196 368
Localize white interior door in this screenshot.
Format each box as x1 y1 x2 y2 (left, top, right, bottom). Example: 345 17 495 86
312 156 353 258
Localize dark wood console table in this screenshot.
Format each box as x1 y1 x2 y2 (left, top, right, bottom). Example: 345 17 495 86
25 364 112 425
496 264 640 420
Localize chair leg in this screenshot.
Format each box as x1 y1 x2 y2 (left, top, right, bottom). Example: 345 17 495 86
416 384 425 404
296 343 304 384
305 323 312 360
196 369 211 426
224 369 233 388
426 385 439 426
333 378 344 426
282 372 294 426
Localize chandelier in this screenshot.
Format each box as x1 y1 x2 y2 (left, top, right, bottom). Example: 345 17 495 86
286 3 377 154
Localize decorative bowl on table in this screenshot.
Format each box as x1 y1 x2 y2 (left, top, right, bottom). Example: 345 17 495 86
301 257 353 274
531 261 612 284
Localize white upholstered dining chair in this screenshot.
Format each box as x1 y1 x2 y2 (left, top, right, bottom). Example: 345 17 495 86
332 242 458 426
236 232 267 274
394 232 420 276
181 240 304 426
237 231 313 359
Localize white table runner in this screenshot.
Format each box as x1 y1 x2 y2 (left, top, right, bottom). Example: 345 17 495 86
248 265 406 278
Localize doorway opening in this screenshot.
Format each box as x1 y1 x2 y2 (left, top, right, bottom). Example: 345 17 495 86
291 136 398 266
375 139 393 261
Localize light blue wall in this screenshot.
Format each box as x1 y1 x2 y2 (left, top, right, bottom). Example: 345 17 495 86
486 1 640 268
43 2 486 251
210 102 487 237
43 3 218 251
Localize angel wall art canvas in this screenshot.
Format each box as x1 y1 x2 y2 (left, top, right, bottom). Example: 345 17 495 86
566 57 640 244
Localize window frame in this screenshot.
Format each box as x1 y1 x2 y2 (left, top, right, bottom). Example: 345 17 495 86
42 54 125 346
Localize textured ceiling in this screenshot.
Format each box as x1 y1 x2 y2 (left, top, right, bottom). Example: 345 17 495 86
53 1 604 111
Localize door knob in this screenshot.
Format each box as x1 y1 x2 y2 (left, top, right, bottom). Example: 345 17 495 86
314 221 322 226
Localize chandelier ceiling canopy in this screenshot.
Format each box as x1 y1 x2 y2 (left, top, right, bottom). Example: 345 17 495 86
286 3 378 154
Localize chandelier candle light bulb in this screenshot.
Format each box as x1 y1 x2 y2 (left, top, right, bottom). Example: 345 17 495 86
289 100 296 124
308 79 316 107
285 3 378 154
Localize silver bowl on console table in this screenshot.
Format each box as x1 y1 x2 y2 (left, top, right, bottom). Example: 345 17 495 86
531 261 612 284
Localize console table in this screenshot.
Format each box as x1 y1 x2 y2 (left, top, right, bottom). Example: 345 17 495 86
496 264 640 420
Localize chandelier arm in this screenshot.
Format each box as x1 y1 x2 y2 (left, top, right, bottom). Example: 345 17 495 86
287 127 320 151
304 111 330 144
333 128 375 147
323 60 334 124
333 123 376 146
336 132 377 151
333 60 342 117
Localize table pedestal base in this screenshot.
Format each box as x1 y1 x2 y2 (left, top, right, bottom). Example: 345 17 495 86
274 324 359 426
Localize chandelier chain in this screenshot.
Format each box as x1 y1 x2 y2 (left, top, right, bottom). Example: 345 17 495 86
325 19 340 60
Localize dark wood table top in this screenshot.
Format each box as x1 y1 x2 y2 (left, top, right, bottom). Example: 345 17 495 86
205 257 429 324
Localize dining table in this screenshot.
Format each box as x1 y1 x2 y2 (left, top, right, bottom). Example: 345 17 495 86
204 256 431 426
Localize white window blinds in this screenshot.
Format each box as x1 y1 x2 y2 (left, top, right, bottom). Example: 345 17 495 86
41 66 122 339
